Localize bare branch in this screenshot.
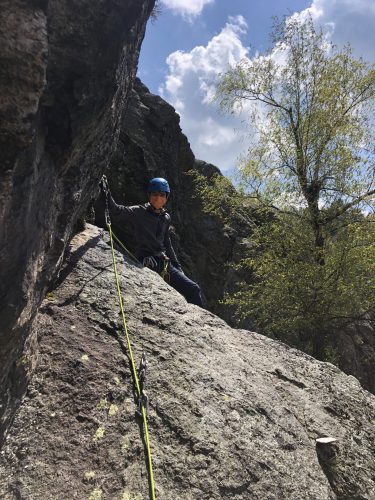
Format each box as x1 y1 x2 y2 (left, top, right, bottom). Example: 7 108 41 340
325 189 375 222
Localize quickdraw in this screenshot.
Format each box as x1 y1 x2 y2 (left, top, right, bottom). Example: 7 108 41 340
136 353 149 417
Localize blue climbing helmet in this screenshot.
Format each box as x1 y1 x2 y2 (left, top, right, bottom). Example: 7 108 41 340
147 177 170 194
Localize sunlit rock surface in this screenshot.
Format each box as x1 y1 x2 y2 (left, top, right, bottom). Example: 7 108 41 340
0 226 374 499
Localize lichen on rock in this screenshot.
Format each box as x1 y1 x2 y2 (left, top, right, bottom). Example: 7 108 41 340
0 226 374 499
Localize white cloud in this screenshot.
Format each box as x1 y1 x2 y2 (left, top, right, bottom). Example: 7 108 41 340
159 15 251 171
160 0 214 19
159 3 375 173
296 0 375 61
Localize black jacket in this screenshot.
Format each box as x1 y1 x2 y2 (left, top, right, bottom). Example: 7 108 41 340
108 196 181 269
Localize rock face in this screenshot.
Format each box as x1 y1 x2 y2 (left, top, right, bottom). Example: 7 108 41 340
97 78 254 323
100 78 375 395
331 322 375 394
0 0 155 442
0 225 374 499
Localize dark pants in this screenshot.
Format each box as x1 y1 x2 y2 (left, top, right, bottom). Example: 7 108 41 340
168 264 203 307
143 256 202 307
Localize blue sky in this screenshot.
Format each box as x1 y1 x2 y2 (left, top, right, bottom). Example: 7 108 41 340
139 0 312 90
138 0 375 173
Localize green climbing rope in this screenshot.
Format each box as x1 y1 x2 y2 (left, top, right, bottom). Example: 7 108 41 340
107 221 156 500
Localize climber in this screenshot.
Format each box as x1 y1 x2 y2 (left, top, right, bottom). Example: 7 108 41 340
100 176 203 307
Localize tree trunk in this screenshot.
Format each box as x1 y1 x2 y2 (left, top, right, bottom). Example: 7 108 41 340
313 219 325 266
304 183 325 266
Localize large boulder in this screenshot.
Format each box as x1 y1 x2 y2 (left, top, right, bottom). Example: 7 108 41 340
0 225 374 499
0 0 155 442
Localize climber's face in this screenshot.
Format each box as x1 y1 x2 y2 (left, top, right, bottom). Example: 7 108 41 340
149 191 168 210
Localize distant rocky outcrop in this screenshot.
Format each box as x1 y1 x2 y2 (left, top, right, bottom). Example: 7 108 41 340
0 225 374 499
96 78 255 325
0 0 155 442
328 321 375 394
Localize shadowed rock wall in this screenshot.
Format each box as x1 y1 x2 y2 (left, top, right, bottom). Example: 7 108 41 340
96 78 255 324
0 0 155 441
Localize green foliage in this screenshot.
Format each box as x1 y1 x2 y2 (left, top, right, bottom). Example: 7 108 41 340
226 213 375 345
216 15 375 221
323 344 340 365
188 171 237 220
187 170 259 227
212 16 375 349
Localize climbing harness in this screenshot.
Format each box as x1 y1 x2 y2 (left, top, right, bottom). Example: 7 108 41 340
143 256 159 269
143 254 170 284
102 176 156 499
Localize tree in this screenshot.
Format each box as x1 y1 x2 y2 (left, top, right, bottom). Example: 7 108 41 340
216 16 375 244
212 16 375 355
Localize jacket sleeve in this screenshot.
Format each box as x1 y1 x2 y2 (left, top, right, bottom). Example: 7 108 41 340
165 225 182 270
107 194 136 225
